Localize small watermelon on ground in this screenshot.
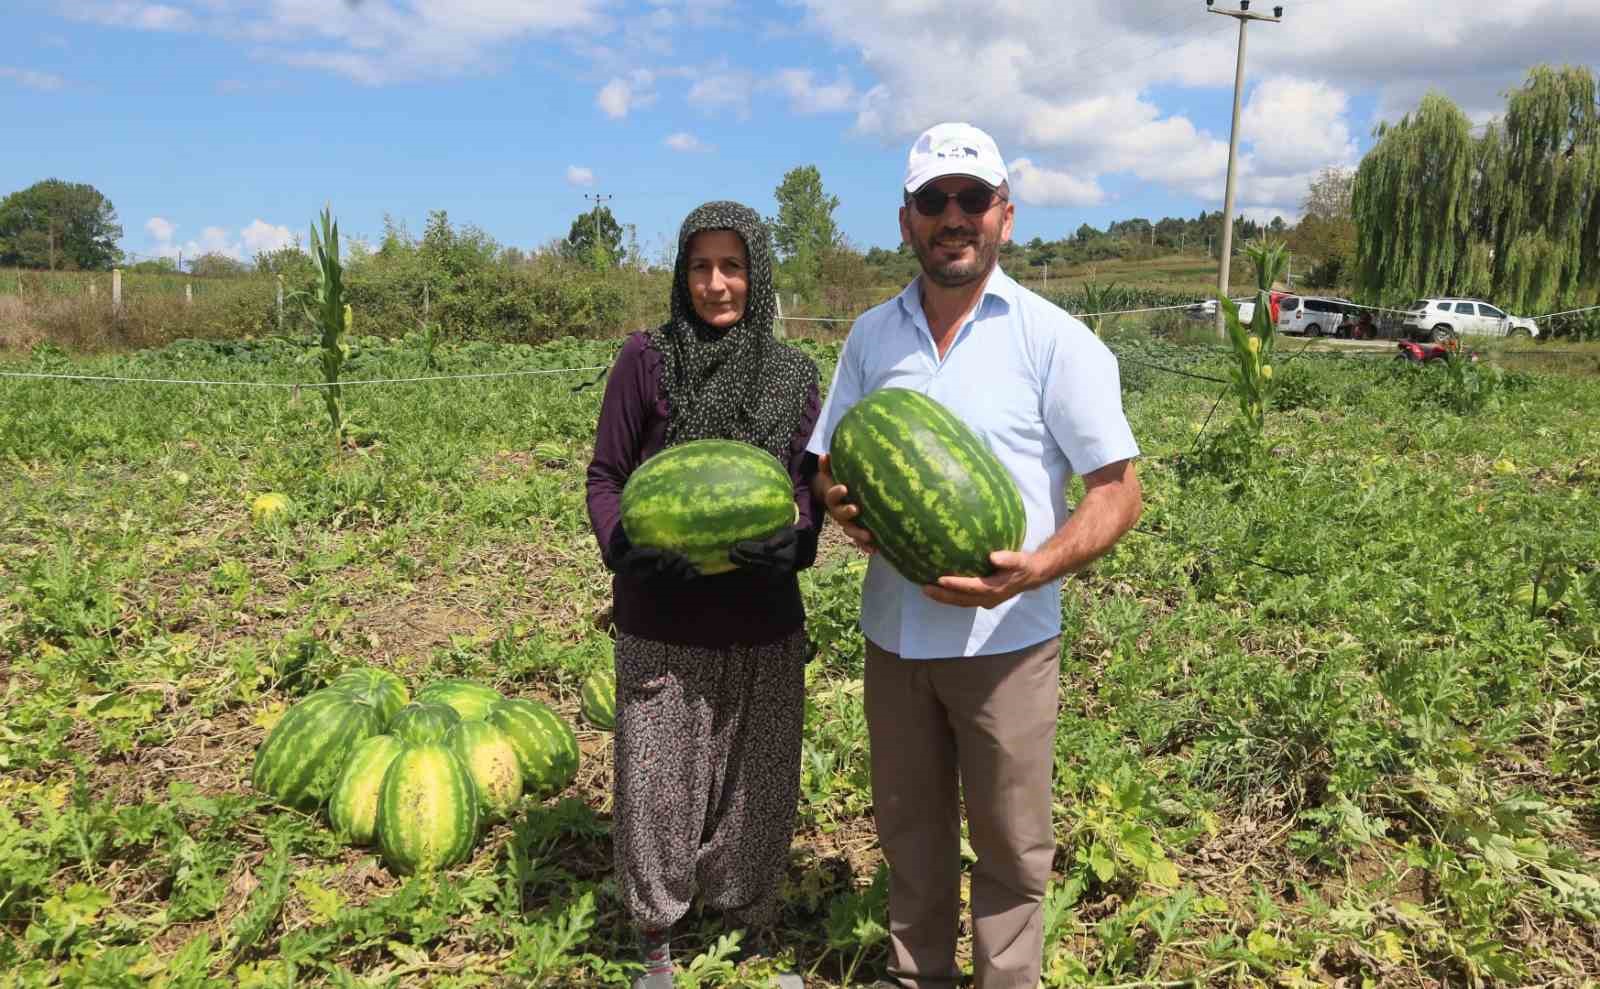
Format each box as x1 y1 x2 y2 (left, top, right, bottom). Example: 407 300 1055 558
376 742 481 875
829 388 1026 586
414 679 503 721
485 698 579 796
619 439 797 576
251 492 291 523
446 720 524 820
329 668 409 727
389 702 462 744
251 689 383 811
328 733 405 845
581 671 616 731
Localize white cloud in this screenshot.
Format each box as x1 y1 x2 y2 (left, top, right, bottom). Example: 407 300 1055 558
144 217 294 264
686 70 751 117
664 132 712 153
773 68 857 114
1006 159 1106 208
145 217 176 242
597 70 656 119
795 0 1600 209
567 164 596 186
67 3 196 31
0 66 66 91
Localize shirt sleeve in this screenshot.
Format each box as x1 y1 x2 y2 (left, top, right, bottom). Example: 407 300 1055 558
805 330 864 457
585 333 653 558
1040 324 1141 476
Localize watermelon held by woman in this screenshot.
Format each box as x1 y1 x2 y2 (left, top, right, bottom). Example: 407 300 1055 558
485 698 580 796
327 733 405 845
389 702 463 745
829 388 1027 587
619 438 797 576
580 671 617 731
328 668 409 728
376 741 481 875
414 679 503 722
251 688 384 812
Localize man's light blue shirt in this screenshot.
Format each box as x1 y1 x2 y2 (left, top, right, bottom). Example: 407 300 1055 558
806 266 1140 660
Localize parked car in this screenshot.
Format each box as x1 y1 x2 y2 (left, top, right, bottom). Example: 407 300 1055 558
1275 295 1356 337
1187 298 1256 324
1400 298 1539 342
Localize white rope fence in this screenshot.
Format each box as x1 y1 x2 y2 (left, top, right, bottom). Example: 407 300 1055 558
0 364 610 389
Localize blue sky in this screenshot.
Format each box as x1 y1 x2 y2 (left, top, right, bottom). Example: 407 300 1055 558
4 1 1597 267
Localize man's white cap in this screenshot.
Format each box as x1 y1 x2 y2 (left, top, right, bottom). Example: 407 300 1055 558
903 122 1008 194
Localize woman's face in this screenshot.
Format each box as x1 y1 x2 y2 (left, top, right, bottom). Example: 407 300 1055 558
685 229 749 329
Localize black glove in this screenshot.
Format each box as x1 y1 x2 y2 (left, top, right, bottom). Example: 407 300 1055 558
729 527 801 576
606 526 700 584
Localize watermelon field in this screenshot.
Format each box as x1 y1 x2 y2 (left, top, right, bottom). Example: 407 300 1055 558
1 331 1598 988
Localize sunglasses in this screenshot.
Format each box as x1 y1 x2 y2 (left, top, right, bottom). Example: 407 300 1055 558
909 185 1007 217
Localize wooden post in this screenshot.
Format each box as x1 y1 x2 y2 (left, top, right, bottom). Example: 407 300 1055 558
773 292 786 339
111 268 122 314
89 282 97 300
423 282 430 321
185 283 193 305
276 275 284 332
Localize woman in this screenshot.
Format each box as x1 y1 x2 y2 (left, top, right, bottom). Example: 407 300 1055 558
585 201 821 989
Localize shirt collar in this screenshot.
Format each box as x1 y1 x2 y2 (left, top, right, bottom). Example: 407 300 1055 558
897 264 1018 324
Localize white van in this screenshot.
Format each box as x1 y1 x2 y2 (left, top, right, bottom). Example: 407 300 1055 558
1276 295 1354 337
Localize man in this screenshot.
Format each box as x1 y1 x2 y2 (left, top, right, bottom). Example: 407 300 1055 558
806 122 1143 988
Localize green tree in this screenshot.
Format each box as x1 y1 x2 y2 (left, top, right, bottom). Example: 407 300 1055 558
1353 65 1600 314
562 205 623 269
0 179 124 270
189 252 248 277
771 165 841 301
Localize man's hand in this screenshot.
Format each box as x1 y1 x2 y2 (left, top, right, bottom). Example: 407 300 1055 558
814 453 876 555
922 550 1048 609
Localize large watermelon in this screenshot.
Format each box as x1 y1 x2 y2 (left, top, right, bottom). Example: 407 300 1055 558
485 698 579 796
329 668 409 727
619 439 796 576
376 742 481 875
389 702 462 744
580 671 616 731
328 733 405 845
415 679 503 721
446 721 524 820
251 689 384 811
830 388 1026 586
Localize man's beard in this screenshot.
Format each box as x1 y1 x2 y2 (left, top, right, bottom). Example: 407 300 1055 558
910 226 999 288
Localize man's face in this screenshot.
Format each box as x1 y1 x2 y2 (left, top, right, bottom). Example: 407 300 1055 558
899 176 1014 288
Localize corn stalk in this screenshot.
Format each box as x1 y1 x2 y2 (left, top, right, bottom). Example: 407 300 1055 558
303 206 346 450
1220 239 1289 435
1078 281 1127 338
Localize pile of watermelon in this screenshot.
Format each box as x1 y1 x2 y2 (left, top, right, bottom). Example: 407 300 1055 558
251 669 579 875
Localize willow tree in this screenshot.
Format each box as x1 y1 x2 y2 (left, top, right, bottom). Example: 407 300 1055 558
1352 65 1600 314
1352 94 1477 304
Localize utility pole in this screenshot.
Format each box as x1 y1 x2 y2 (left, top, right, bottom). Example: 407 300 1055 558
1208 0 1284 340
584 193 614 264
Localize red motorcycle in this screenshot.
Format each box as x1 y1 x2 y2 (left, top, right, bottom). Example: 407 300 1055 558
1396 339 1477 363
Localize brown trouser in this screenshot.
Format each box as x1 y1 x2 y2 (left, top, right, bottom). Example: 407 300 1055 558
865 636 1061 989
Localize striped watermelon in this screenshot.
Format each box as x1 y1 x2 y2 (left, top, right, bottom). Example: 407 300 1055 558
329 668 409 727
581 671 616 731
390 702 462 744
485 698 579 796
414 679 503 721
251 689 383 811
376 742 481 875
328 733 404 845
830 388 1026 586
446 721 524 820
620 439 797 575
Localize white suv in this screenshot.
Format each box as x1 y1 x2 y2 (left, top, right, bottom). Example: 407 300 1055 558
1401 299 1539 342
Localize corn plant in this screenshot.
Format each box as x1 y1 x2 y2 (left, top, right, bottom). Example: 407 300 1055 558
1077 281 1128 337
301 206 346 449
1219 239 1289 436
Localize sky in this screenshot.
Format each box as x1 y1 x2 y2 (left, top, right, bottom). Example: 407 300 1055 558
4 0 1598 267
